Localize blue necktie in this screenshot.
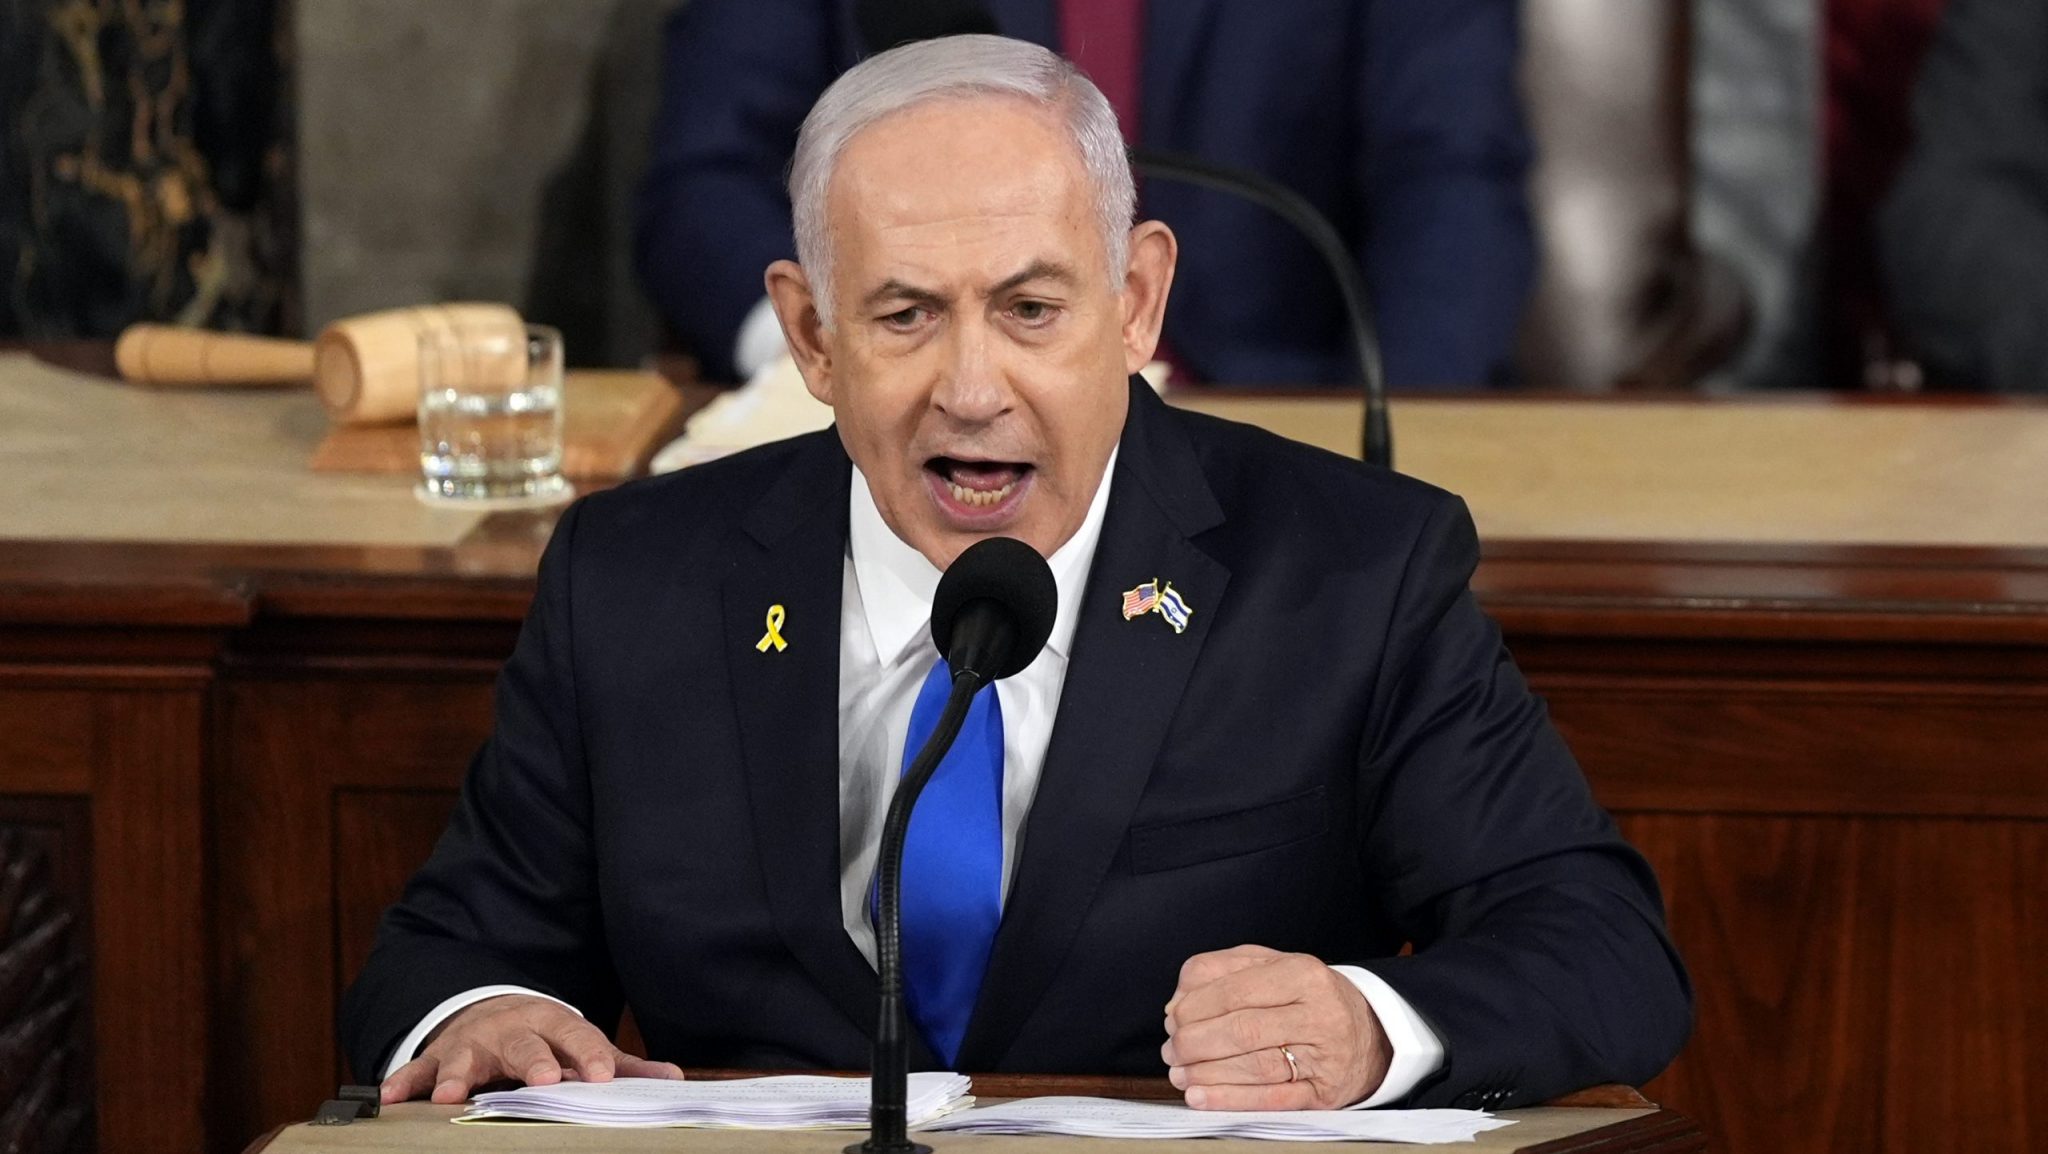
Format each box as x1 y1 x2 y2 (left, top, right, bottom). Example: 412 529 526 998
895 658 1004 1066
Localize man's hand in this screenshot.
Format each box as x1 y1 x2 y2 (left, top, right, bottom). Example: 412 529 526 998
381 994 685 1105
1161 945 1392 1110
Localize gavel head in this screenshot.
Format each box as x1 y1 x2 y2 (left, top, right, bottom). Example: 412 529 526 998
314 302 526 425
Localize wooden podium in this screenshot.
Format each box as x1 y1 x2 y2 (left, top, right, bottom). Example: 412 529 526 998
2 346 2042 1153
241 1077 1702 1153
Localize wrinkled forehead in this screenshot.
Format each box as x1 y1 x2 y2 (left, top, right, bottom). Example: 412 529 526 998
824 95 1106 272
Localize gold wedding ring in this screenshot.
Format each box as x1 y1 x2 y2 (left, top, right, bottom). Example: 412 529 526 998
1279 1045 1301 1083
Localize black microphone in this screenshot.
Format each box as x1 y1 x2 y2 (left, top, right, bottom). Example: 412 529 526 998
852 1 1393 470
1128 148 1393 470
853 536 1057 1154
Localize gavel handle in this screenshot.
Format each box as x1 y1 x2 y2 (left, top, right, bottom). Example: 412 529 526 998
113 325 316 387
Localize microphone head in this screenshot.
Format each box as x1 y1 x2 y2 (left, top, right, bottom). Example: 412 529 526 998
931 536 1057 683
855 0 999 53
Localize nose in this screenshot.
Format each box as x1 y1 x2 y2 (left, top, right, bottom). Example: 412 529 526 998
931 316 1014 424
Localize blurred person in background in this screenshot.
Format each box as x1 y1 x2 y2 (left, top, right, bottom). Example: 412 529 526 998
1880 0 2048 392
636 0 1533 389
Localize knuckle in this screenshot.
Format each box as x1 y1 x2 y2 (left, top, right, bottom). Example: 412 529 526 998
520 998 564 1025
1254 1055 1285 1085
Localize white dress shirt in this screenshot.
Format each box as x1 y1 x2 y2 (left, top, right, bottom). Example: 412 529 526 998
389 450 1443 1106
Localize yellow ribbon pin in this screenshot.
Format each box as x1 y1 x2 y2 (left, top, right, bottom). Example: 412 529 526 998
756 604 788 653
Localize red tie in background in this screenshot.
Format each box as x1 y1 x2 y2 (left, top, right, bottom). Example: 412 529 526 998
1059 0 1145 145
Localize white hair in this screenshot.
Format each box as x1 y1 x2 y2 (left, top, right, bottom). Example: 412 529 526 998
788 34 1136 326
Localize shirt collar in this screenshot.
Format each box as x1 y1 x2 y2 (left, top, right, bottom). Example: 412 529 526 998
848 446 1119 669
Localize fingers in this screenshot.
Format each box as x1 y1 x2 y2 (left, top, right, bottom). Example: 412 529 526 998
381 1056 439 1104
1168 1045 1298 1090
501 1030 566 1088
404 995 682 1106
1168 951 1329 1032
1163 1005 1316 1068
1167 945 1283 1012
1166 946 1284 1018
1169 1039 1352 1112
431 1045 492 1104
616 1055 687 1080
1183 1080 1320 1112
540 1017 620 1083
1163 948 1391 1110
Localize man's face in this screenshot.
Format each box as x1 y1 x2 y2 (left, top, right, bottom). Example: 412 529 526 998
768 96 1172 570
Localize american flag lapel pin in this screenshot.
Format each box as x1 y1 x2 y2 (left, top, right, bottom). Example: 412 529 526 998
1121 578 1161 620
1121 578 1193 633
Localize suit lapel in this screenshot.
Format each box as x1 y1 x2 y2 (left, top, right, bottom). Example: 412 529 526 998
957 381 1230 1070
722 433 932 1059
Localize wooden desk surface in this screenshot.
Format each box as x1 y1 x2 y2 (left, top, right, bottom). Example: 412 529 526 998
0 349 492 548
1173 389 2048 547
7 347 2048 633
13 341 2048 556
248 1103 1693 1154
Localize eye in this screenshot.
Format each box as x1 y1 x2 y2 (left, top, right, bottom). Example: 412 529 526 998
879 306 930 331
1009 299 1059 326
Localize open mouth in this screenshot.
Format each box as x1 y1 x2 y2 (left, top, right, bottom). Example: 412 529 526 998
925 456 1034 517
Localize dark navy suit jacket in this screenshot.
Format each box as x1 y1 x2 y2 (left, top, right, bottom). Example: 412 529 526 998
634 0 1535 388
342 381 1690 1110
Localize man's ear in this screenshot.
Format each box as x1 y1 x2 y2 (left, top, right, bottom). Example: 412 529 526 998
764 259 835 405
1119 221 1178 375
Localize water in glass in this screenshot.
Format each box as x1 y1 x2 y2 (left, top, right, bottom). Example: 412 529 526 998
418 324 566 502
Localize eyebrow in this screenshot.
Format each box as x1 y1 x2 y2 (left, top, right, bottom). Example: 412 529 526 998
859 259 1082 313
989 259 1080 297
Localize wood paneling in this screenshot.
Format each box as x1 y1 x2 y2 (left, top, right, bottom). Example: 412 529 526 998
215 677 493 1146
1618 815 1888 1151
0 673 211 1154
1613 812 2048 1154
1877 821 2047 1151
215 680 339 1149
332 791 463 995
0 690 100 795
90 688 209 1154
1548 681 2048 817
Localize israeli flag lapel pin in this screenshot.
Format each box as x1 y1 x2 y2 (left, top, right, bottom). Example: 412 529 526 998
1120 578 1193 634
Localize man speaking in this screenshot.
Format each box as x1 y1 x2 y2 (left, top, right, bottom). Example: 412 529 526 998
344 35 1690 1112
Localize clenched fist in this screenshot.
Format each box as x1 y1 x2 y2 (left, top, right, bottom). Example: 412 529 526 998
1162 945 1392 1110
380 994 684 1105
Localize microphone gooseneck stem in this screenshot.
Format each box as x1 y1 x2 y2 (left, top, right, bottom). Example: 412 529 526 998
853 670 982 1154
1129 147 1393 471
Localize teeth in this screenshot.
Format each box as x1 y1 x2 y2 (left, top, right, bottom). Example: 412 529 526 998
947 479 1016 508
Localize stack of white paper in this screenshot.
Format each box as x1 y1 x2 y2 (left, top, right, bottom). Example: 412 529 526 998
922 1097 1515 1144
456 1073 971 1129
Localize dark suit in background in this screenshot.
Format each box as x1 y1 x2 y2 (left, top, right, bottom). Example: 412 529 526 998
342 381 1690 1109
1881 0 2048 392
635 0 1535 388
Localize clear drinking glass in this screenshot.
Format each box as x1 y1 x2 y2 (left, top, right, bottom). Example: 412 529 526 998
416 322 570 505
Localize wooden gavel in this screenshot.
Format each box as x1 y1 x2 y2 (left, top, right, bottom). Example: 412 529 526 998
112 302 525 425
